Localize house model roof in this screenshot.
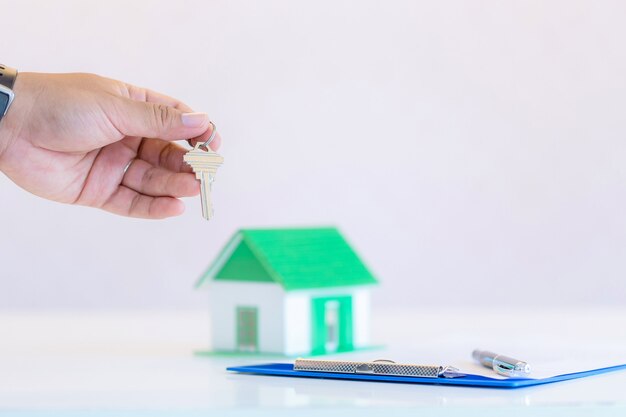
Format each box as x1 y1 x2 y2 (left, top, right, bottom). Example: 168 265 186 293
196 227 378 291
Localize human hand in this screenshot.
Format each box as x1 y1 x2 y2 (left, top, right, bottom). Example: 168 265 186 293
0 72 222 219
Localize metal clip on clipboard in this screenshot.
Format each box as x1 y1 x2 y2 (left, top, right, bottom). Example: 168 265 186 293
294 358 466 379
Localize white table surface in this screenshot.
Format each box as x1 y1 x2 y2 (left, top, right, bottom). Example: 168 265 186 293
0 308 624 416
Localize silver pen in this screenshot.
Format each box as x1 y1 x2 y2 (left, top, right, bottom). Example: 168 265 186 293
472 349 531 378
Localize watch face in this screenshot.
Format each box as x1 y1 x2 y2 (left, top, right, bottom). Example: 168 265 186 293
0 92 8 115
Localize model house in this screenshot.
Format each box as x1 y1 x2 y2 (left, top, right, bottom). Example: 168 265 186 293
196 227 378 356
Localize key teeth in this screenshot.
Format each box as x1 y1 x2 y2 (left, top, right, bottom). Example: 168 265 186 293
184 147 222 221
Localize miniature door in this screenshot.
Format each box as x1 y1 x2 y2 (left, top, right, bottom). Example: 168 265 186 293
311 296 353 355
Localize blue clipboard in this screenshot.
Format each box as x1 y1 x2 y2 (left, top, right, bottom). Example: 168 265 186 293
227 363 626 388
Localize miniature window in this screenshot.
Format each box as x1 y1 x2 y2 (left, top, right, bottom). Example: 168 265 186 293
236 306 258 352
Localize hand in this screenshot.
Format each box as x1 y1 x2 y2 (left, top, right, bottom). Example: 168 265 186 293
0 72 222 219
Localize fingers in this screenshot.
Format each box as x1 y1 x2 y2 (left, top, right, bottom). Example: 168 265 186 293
188 126 222 151
108 83 222 152
98 152 200 219
137 139 193 173
122 159 200 198
94 82 221 220
101 185 185 219
119 84 222 149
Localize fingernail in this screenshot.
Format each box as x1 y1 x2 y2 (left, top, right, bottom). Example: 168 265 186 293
182 112 210 128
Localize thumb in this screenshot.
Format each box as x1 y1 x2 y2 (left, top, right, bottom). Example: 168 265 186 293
112 98 211 140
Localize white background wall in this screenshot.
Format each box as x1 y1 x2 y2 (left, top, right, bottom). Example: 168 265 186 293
1 0 626 311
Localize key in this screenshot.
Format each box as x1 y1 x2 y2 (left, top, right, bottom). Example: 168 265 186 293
183 143 224 220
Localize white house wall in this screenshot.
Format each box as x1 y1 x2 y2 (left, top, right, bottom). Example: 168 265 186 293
208 281 285 353
283 293 311 356
351 289 371 348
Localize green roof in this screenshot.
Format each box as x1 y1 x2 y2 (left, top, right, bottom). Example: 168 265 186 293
196 227 378 291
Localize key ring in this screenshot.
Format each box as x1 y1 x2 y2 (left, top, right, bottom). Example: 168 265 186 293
187 121 217 151
200 121 217 151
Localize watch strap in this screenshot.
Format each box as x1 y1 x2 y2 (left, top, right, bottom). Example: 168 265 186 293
0 64 18 90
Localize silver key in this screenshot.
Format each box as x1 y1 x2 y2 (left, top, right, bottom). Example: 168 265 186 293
183 143 224 220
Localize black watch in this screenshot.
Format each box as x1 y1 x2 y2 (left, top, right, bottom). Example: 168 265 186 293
0 64 18 123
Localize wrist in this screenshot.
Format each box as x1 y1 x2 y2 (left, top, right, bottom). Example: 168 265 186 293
0 113 13 170
0 73 27 170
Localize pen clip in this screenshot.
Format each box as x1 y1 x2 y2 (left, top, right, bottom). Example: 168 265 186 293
439 366 466 379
